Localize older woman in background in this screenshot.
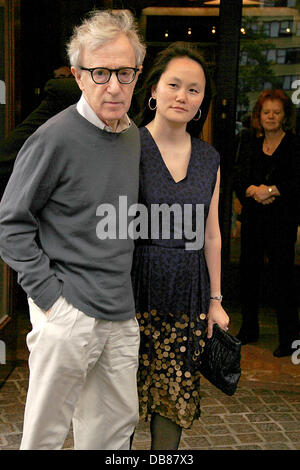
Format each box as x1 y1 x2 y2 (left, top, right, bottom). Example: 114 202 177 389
234 89 300 357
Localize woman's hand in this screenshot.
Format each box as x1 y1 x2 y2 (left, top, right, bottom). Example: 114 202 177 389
252 184 272 203
207 301 230 338
261 196 275 205
245 185 258 198
246 184 276 205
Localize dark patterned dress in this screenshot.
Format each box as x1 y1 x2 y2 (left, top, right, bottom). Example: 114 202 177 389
131 127 220 428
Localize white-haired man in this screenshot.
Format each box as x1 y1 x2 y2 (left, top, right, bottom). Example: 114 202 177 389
0 10 145 450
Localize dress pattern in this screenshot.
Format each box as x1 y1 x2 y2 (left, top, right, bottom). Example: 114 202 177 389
131 127 220 428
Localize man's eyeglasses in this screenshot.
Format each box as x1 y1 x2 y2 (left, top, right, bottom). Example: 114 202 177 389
79 66 139 85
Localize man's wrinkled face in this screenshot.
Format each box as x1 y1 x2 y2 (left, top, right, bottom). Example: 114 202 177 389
72 33 141 129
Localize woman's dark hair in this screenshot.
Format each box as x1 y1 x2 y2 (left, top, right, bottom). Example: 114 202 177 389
252 89 296 134
135 42 213 137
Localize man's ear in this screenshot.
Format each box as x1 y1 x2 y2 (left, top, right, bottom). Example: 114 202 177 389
71 66 84 91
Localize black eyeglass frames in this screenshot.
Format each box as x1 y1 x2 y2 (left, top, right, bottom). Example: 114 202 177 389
79 66 139 84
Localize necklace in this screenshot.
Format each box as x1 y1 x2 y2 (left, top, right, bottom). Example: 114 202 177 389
263 132 285 154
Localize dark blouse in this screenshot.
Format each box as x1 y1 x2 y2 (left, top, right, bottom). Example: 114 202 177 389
233 130 300 224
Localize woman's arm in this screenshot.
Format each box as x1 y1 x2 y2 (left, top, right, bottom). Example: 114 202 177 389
204 168 229 338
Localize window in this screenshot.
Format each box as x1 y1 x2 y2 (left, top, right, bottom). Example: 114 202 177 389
280 75 300 90
263 20 293 37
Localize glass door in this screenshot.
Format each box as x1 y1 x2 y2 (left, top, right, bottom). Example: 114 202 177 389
139 3 221 144
231 0 300 262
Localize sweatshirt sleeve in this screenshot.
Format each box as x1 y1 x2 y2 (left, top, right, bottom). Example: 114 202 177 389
0 129 63 310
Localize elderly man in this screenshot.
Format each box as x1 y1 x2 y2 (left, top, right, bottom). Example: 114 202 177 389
0 10 145 450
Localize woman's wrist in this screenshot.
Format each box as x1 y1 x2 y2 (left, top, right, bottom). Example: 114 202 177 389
210 294 223 301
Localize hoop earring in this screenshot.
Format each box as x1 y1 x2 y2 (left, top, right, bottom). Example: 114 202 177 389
148 96 157 111
193 108 201 121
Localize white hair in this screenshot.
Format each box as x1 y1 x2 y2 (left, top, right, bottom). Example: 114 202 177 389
67 9 146 68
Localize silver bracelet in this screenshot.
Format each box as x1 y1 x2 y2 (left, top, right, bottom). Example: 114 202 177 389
210 295 223 301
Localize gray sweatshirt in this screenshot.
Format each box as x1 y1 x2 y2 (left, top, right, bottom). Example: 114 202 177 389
0 105 140 321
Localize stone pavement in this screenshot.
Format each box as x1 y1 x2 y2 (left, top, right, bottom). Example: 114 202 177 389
0 303 299 450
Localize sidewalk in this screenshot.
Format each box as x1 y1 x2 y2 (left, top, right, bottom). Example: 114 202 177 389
0 303 299 450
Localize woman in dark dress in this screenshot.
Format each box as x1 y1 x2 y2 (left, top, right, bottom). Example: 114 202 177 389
131 42 229 450
234 89 300 357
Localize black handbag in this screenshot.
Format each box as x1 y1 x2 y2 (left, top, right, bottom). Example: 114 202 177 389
200 324 242 396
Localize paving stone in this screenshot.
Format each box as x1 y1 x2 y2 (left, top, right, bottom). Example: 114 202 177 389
246 404 272 413
268 404 295 413
235 444 264 450
235 433 264 444
204 424 231 435
223 414 249 423
260 395 287 404
201 405 228 415
201 397 221 406
199 415 224 424
209 434 239 446
225 404 250 414
260 432 289 442
284 432 300 442
0 423 14 433
181 436 211 448
238 396 264 405
1 304 299 451
132 430 151 442
246 413 272 423
1 433 22 448
260 443 292 450
253 422 282 432
268 413 296 422
229 423 257 434
133 441 151 450
1 367 299 451
208 446 235 450
183 424 208 436
278 421 300 431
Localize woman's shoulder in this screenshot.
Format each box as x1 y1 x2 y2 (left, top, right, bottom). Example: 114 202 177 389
138 127 156 159
281 132 300 160
139 126 152 144
192 137 220 164
139 126 148 136
284 130 300 144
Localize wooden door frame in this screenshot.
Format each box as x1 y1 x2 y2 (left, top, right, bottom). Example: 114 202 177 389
213 0 243 264
0 0 21 384
4 0 21 134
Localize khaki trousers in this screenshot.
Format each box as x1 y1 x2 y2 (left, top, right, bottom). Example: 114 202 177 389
20 296 140 450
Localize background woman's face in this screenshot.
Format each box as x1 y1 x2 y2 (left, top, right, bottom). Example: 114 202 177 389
260 99 285 133
152 56 206 125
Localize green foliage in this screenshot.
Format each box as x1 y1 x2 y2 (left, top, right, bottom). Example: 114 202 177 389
238 17 281 109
